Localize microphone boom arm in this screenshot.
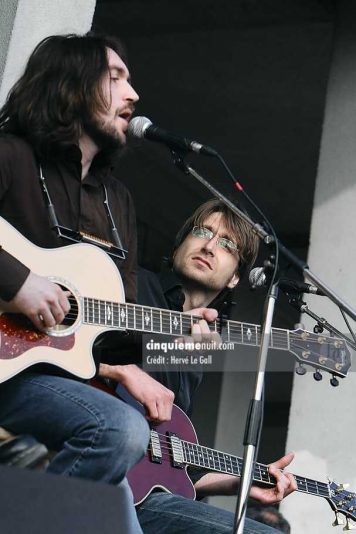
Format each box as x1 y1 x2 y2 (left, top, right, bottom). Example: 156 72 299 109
172 152 356 322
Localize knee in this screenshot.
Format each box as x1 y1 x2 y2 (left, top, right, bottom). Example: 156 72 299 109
102 403 150 470
119 406 150 468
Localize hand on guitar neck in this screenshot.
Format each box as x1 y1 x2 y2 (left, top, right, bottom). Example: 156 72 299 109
194 452 296 503
98 307 218 424
2 271 71 332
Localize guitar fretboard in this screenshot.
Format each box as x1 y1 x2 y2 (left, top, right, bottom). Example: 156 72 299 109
181 440 330 498
82 297 290 352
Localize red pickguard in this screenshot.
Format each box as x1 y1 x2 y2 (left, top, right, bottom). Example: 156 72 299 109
0 314 74 360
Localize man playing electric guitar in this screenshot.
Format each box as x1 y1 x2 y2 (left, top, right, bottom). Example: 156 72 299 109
100 199 297 533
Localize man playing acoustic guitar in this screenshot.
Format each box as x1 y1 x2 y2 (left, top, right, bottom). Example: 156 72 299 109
0 32 178 534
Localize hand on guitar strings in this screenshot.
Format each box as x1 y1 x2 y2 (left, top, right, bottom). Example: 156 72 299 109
6 271 71 332
175 307 221 349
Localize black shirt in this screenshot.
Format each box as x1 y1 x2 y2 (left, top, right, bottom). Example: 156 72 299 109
138 266 203 416
0 134 137 303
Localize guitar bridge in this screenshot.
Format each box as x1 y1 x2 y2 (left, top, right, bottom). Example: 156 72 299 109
168 432 184 469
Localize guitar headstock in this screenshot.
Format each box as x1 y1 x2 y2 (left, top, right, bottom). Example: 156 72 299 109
289 329 351 378
327 479 356 529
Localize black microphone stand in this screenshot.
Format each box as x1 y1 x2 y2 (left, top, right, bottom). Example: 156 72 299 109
169 149 356 533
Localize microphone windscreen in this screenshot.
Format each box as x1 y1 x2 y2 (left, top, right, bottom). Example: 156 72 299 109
249 267 266 288
127 116 152 139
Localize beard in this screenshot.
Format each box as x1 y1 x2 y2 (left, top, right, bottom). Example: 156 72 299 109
83 115 125 151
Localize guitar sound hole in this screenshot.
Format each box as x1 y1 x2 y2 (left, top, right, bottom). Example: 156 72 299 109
48 285 79 332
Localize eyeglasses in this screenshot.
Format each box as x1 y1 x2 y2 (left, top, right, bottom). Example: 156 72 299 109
191 226 238 253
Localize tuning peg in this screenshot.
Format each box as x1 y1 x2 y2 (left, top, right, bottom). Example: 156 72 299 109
313 370 323 381
343 518 356 530
333 512 345 526
330 376 339 387
314 323 324 334
296 364 307 375
337 483 350 491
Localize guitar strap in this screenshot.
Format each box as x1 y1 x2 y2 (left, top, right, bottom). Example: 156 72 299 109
38 164 127 261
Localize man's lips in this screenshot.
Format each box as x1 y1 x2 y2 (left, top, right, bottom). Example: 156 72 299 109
192 256 212 270
118 108 134 125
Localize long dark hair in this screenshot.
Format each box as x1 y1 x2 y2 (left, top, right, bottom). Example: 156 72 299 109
0 33 127 157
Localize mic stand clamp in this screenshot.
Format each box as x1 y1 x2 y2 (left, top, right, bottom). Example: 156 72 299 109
288 296 356 351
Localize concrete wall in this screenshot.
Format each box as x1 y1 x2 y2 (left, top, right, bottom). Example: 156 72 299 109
281 1 356 532
0 0 96 104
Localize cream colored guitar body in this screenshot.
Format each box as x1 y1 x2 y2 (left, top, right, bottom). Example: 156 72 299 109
0 216 125 383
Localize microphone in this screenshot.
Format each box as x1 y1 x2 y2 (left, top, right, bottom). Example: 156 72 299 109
249 267 267 289
128 116 217 156
279 279 325 296
248 267 325 295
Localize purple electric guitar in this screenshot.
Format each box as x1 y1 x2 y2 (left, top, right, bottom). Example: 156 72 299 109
127 404 356 529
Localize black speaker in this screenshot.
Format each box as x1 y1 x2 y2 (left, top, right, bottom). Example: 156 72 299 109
0 464 135 533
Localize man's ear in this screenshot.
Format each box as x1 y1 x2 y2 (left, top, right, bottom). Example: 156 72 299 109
227 273 239 289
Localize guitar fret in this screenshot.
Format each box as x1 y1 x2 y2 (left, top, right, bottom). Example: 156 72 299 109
256 464 271 483
170 311 182 335
272 328 288 350
161 310 171 335
241 324 258 346
126 304 134 330
86 297 91 323
181 316 193 336
83 297 87 322
142 307 152 331
109 301 114 326
119 303 127 329
180 440 332 503
295 476 329 497
91 298 95 324
213 450 221 471
78 294 350 380
152 308 161 332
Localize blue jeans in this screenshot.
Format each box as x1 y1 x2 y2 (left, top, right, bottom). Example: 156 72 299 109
0 372 150 533
136 493 282 534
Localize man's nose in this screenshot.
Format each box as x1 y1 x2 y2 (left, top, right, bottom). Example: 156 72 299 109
125 80 139 103
202 235 219 254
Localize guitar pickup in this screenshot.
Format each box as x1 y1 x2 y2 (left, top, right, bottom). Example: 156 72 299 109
168 432 185 469
149 430 162 464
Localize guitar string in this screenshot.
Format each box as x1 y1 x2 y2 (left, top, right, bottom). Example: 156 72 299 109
63 297 344 345
60 302 344 349
144 444 329 495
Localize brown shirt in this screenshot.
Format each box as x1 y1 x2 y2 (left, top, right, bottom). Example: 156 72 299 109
0 134 137 303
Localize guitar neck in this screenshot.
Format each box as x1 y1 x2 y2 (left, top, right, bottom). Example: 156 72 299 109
181 440 330 499
82 298 291 351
